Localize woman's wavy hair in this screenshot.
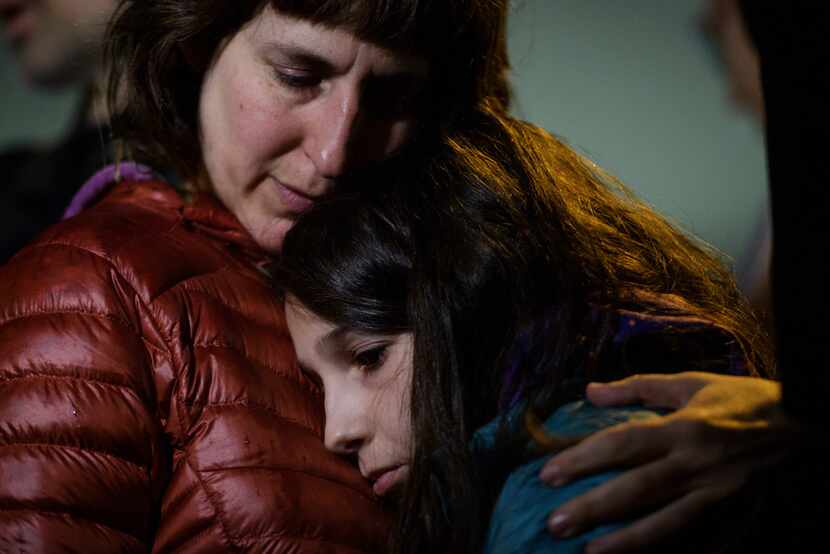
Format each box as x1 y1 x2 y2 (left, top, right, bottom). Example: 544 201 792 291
275 105 773 552
105 0 511 182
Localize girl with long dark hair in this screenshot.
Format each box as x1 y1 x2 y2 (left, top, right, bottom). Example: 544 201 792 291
276 106 772 553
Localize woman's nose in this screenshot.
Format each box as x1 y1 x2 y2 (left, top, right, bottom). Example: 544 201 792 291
305 86 364 179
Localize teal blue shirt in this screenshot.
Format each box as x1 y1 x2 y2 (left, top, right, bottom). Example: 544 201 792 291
474 401 660 553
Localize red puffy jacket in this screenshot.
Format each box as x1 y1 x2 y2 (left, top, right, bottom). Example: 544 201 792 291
0 180 391 552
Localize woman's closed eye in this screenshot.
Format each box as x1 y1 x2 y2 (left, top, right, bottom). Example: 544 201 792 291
271 66 322 94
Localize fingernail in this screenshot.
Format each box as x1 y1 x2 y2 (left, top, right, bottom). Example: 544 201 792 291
548 513 573 537
541 464 568 486
539 463 560 482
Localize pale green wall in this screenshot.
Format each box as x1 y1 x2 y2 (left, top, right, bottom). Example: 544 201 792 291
0 0 768 265
506 0 768 266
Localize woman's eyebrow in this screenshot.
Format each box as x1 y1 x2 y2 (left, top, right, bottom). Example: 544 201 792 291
263 41 335 71
263 40 429 79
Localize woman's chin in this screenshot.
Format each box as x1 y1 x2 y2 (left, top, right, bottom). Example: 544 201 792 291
250 216 295 254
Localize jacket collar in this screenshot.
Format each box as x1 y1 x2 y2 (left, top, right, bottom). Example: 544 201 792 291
71 165 273 271
182 190 272 268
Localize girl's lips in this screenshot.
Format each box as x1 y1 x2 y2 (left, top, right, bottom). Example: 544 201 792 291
372 465 409 497
271 177 316 214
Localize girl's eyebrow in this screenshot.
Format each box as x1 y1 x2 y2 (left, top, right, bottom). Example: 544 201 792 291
291 327 350 374
315 326 357 361
316 327 390 359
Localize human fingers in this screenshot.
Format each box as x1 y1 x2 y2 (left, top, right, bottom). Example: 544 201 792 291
586 372 713 409
582 484 734 554
539 418 668 485
546 409 766 547
546 455 694 540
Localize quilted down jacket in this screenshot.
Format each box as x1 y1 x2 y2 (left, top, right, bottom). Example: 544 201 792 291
0 179 391 552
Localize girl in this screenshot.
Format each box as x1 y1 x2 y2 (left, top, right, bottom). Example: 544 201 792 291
276 107 772 553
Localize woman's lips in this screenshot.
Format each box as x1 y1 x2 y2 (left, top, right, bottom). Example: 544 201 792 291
272 177 316 214
372 465 409 497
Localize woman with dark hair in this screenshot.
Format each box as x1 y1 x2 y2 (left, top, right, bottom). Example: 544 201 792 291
0 0 512 551
277 108 772 553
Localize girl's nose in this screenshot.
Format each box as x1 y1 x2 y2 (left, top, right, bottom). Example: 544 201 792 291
323 391 369 455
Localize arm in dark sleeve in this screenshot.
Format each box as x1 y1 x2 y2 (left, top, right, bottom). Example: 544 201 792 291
740 1 830 424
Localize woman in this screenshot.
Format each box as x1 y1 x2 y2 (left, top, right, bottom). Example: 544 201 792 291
276 109 772 553
0 0 511 551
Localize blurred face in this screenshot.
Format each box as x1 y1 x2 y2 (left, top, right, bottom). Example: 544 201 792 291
285 297 413 499
0 0 116 87
702 0 763 121
199 7 429 252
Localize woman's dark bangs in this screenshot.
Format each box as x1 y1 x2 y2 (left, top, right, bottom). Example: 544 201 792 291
270 0 438 55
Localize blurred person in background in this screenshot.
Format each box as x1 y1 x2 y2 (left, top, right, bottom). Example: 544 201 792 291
0 0 117 263
703 0 772 326
703 0 764 121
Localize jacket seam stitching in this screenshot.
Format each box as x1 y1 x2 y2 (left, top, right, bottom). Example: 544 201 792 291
158 480 201 522
47 238 183 436
0 371 142 396
7 242 174 365
147 265 233 304
191 341 321 399
198 465 374 503
0 308 133 332
183 453 240 552
185 401 316 436
163 495 375 554
0 507 148 547
166 522 218 554
172 286 277 329
18 241 175 352
0 442 148 472
147 217 269 304
234 532 374 552
9 240 177 489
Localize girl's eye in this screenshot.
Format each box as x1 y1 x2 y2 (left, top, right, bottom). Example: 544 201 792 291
352 345 388 372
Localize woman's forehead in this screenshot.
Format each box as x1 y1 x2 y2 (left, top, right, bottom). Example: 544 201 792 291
261 0 442 61
246 8 429 76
